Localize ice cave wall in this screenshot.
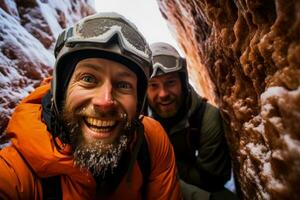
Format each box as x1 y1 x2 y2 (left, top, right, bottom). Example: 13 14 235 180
157 0 300 199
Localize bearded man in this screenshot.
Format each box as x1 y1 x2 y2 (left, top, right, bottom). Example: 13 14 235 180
0 13 181 200
146 42 236 200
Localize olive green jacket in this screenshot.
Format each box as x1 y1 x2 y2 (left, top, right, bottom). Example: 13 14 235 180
147 86 231 192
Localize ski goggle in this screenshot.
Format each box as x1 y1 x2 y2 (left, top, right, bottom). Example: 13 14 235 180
54 14 151 62
151 55 184 77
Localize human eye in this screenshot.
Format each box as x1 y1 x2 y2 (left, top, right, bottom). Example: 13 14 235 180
80 74 97 84
148 82 158 89
166 79 176 86
116 81 133 90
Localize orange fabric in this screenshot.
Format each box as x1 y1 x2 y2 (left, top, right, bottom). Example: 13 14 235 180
0 83 182 200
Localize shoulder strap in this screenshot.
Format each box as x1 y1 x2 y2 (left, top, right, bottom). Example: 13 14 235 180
125 118 150 197
137 129 151 181
42 176 62 200
136 123 151 197
187 98 207 159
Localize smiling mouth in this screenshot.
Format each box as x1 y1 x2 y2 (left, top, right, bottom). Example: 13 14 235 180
84 117 117 132
159 101 174 106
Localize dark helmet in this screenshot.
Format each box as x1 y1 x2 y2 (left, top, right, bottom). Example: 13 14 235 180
149 42 188 89
52 12 152 116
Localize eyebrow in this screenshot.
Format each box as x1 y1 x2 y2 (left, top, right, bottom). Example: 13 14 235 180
76 62 136 78
115 71 136 79
76 63 103 72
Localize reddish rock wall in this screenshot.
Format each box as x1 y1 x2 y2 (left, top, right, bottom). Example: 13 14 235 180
0 0 95 134
157 0 300 199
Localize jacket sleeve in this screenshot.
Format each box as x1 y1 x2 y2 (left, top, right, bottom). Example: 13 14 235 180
0 146 42 199
194 103 232 192
143 117 182 200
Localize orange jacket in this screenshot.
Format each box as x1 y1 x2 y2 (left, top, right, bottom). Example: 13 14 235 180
0 83 182 200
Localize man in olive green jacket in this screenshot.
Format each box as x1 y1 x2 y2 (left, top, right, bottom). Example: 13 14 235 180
146 42 237 200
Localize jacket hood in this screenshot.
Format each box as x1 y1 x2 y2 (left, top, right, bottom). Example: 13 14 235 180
6 83 93 181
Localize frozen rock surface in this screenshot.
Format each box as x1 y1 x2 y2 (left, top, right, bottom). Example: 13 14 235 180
0 0 95 134
157 0 300 199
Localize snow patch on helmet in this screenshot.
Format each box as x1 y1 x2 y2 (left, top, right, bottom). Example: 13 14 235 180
70 25 150 60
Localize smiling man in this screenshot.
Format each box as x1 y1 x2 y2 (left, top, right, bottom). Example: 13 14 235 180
63 57 139 176
0 13 181 200
147 72 183 118
146 42 236 200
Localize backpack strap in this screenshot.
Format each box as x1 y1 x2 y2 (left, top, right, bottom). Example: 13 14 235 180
126 118 151 197
187 98 207 161
137 127 151 196
42 175 62 200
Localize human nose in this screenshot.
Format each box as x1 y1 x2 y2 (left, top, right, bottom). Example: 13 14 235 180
158 86 169 98
91 81 115 110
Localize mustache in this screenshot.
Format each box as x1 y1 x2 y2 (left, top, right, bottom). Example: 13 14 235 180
75 106 128 121
156 98 174 104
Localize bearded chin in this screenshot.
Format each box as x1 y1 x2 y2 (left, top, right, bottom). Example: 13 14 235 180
62 108 131 177
73 134 128 177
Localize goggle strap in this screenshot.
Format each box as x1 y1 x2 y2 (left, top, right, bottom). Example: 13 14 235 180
54 27 74 58
54 30 66 57
66 27 73 39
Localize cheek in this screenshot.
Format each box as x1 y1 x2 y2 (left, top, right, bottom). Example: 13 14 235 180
146 90 156 102
121 96 137 118
172 85 182 96
65 87 88 110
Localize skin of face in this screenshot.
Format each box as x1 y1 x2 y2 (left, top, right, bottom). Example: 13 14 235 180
64 57 138 146
147 72 183 118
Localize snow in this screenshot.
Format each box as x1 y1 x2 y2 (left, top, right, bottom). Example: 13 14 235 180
2 0 19 20
243 157 271 199
37 0 93 37
263 162 284 193
245 143 271 161
37 1 64 40
268 117 282 127
261 86 286 100
262 162 272 176
243 117 265 135
0 9 55 66
254 122 265 134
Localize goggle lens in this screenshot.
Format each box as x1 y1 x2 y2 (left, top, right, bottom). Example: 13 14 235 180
152 55 182 76
54 16 150 61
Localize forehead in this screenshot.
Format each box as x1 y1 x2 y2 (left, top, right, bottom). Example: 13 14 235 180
149 72 180 82
74 57 136 77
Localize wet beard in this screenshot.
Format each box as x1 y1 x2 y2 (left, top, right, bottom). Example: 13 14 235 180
62 107 131 178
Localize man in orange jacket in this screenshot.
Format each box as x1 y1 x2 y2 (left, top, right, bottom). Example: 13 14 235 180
0 12 182 200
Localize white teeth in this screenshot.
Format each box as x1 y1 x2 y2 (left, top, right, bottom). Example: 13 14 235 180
86 118 116 127
89 127 110 132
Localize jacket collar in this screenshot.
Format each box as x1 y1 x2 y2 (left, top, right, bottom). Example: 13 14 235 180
6 83 92 180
